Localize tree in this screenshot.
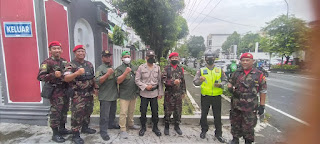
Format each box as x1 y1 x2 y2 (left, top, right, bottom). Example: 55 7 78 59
238 32 261 55
174 43 189 58
112 25 125 46
261 15 310 64
187 36 206 58
113 0 187 60
221 31 240 55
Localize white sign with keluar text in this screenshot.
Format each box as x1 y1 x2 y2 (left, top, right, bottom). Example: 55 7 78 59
4 22 32 37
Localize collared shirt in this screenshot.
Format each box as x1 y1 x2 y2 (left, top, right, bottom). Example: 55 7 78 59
95 63 118 101
193 65 227 87
115 63 139 100
135 63 164 98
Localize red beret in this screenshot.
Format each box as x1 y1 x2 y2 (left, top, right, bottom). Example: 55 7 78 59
73 45 85 52
240 53 253 59
169 52 179 58
48 41 61 48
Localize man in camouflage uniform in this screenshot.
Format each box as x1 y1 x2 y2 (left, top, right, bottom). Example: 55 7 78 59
95 50 120 141
64 45 96 144
115 51 140 139
37 41 71 143
228 53 267 144
162 52 186 136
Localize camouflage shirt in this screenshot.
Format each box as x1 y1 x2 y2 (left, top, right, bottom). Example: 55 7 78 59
229 67 267 111
64 60 95 92
37 57 68 85
162 64 186 95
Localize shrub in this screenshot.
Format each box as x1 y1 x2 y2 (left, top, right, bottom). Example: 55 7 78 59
131 59 146 67
271 64 299 70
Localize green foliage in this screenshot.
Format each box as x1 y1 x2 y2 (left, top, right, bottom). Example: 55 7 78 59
112 25 125 46
261 15 310 58
131 59 146 67
159 57 168 70
182 65 196 76
271 64 299 70
187 36 206 58
238 32 261 54
113 0 188 59
222 31 240 54
174 43 189 58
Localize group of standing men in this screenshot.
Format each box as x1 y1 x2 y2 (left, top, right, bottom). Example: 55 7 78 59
37 41 187 144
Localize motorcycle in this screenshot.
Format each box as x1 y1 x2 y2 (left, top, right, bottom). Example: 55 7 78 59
257 67 269 77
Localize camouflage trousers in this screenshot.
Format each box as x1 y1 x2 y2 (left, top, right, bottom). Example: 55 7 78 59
71 90 94 132
164 91 182 124
49 87 69 128
230 108 257 142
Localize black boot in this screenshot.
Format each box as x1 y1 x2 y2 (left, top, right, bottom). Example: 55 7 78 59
59 123 72 135
52 128 65 143
139 124 146 136
152 123 161 136
229 137 239 144
72 131 84 144
245 139 253 144
174 123 182 135
200 131 206 139
164 123 169 135
81 124 96 134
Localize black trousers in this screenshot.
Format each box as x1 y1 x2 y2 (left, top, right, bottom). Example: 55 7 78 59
200 95 222 136
140 96 159 125
100 100 117 136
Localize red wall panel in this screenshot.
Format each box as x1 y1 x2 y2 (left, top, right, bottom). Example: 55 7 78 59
45 0 70 61
0 0 41 102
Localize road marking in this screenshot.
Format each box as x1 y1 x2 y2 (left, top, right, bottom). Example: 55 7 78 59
265 104 310 126
221 94 310 126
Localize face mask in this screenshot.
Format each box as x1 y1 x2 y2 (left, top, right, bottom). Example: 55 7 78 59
147 58 155 64
206 59 214 65
123 58 131 64
171 60 179 65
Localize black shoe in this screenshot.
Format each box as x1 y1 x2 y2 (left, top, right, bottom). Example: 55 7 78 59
59 128 72 135
72 131 84 144
108 124 120 129
52 128 65 143
200 131 206 139
139 125 146 136
245 139 253 144
215 135 226 143
101 134 110 141
81 125 96 134
174 124 182 135
164 123 169 135
152 124 161 136
229 137 239 144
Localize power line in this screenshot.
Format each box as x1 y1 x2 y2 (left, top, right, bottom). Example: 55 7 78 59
189 0 215 27
191 0 223 32
186 0 202 21
185 0 198 20
188 1 257 31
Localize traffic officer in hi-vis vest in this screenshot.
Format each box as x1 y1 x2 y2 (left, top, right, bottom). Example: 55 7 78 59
193 50 227 143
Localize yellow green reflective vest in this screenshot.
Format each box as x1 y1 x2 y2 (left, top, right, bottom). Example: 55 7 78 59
200 67 223 96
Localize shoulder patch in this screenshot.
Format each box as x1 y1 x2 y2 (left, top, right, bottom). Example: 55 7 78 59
41 64 47 70
215 68 220 73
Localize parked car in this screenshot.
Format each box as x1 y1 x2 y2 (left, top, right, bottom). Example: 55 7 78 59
214 60 227 72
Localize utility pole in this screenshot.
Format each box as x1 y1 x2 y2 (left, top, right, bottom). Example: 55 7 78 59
281 0 289 68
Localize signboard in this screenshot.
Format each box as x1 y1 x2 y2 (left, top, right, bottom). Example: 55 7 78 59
4 22 32 37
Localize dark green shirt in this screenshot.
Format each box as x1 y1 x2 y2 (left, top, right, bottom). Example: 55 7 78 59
95 63 118 101
115 63 139 100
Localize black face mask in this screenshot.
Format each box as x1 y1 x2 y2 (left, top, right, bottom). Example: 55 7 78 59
171 60 179 65
147 58 155 64
206 59 214 65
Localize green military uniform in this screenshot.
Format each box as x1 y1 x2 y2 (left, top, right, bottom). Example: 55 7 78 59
115 63 139 100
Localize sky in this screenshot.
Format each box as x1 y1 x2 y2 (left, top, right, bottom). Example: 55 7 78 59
182 0 315 39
